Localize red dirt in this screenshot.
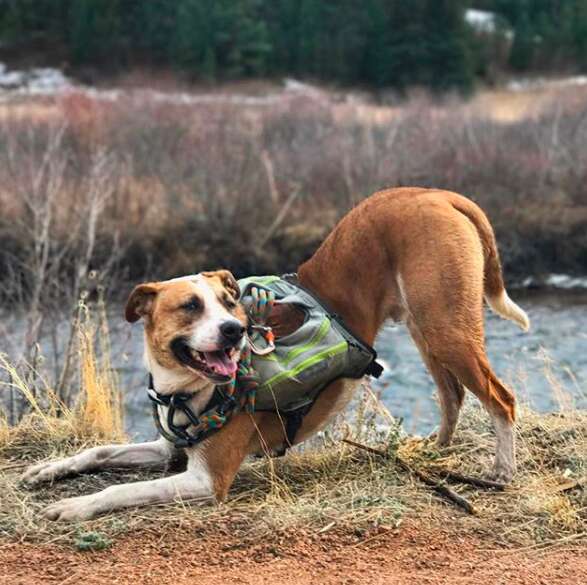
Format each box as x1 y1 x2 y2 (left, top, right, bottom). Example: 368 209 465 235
1 521 585 585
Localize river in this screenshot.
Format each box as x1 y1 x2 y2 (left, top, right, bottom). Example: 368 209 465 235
2 290 586 440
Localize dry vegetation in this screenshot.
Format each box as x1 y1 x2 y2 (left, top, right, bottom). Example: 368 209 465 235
0 301 124 454
0 339 584 551
1 82 586 309
5 82 586 425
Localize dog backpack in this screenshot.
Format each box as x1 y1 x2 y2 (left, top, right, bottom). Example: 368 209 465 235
237 275 383 415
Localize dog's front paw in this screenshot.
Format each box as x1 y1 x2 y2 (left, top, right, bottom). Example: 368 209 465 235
42 495 102 522
21 458 76 486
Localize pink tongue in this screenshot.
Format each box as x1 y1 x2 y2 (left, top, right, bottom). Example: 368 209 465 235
203 351 237 377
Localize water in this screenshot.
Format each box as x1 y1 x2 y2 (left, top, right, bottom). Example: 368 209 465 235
376 291 587 434
2 291 586 440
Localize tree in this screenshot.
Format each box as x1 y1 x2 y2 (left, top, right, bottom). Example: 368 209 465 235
362 0 393 86
573 1 587 70
508 1 534 70
384 0 473 92
68 0 123 66
173 0 270 79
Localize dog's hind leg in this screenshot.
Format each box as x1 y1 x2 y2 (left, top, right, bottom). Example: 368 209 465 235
407 320 465 447
396 213 517 482
407 311 516 482
408 316 516 482
22 437 177 485
442 351 516 483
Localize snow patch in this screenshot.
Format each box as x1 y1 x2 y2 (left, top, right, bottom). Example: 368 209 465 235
507 76 587 92
0 62 72 94
0 62 326 107
465 9 499 34
521 274 587 290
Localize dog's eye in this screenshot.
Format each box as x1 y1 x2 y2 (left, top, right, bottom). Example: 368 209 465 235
181 297 201 312
224 296 237 310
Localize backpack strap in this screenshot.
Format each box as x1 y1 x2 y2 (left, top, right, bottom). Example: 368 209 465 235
273 401 315 457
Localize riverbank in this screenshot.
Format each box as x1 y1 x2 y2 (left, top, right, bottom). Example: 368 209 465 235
1 400 585 544
0 300 584 582
0 403 585 583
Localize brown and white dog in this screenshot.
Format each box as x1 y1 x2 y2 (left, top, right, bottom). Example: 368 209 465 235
23 188 529 521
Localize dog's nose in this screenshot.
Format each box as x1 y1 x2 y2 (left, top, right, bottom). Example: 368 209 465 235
220 320 245 345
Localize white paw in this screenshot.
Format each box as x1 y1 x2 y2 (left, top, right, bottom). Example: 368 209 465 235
42 494 101 522
489 462 515 485
21 458 76 486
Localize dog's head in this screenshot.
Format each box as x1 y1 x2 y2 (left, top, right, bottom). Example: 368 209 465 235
125 270 246 384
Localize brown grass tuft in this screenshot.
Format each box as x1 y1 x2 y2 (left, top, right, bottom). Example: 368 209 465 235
0 302 125 461
76 304 124 442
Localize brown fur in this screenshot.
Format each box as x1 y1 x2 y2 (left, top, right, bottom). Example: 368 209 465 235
267 304 306 338
197 188 527 493
201 270 241 301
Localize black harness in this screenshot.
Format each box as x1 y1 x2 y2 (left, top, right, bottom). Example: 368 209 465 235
146 367 316 453
147 375 237 448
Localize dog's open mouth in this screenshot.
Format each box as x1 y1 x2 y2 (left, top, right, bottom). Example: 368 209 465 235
171 338 238 382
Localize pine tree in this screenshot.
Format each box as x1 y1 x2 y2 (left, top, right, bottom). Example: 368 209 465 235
425 0 473 92
509 1 535 71
263 0 301 75
572 0 587 70
363 0 393 87
297 0 323 77
173 0 272 80
68 0 123 66
384 0 473 93
134 1 177 65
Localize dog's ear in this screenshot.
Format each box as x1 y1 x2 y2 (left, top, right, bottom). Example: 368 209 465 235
125 283 159 323
202 270 240 301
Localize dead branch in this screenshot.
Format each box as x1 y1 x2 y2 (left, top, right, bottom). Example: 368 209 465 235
257 184 301 250
261 150 280 205
433 469 506 491
342 438 478 515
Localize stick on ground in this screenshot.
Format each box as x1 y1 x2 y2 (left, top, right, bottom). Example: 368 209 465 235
434 470 506 491
342 438 478 515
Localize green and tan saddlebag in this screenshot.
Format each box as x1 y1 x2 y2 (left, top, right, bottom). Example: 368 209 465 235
238 275 382 414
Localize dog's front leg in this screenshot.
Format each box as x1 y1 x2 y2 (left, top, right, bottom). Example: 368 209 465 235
22 438 176 485
42 452 213 521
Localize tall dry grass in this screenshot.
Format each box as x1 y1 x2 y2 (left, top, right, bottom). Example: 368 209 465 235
0 301 124 456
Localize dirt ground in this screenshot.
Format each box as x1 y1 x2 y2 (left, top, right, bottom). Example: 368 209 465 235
1 520 585 585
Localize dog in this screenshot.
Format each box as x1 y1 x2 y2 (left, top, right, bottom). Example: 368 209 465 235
23 188 529 521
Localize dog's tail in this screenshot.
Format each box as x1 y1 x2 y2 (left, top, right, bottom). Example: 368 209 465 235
448 193 530 332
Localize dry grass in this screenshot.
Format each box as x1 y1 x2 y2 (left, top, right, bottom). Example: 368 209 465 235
0 366 584 550
0 302 124 461
76 303 124 442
